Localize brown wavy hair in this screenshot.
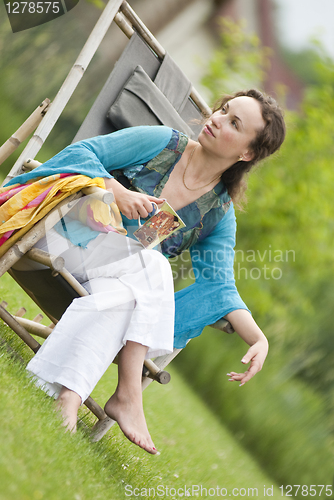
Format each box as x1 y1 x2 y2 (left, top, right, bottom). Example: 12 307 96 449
212 89 286 207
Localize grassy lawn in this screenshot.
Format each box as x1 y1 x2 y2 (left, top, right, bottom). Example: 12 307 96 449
0 273 281 500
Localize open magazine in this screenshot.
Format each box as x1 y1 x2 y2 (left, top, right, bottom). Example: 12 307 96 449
133 201 186 249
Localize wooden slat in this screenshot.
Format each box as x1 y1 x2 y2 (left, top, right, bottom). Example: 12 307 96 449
57 267 89 298
120 1 166 59
14 307 26 317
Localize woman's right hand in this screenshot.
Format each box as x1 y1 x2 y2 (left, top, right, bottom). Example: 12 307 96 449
104 178 165 220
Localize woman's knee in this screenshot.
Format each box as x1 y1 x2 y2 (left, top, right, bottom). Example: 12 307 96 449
142 249 170 271
140 250 173 287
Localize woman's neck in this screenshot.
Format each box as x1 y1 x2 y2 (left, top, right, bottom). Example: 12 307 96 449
185 141 232 185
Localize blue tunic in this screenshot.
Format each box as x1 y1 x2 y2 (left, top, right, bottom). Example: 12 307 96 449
6 125 249 348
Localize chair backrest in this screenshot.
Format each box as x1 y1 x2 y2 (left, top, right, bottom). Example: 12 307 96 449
73 32 204 142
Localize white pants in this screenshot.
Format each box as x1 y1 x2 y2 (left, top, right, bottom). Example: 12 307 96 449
24 229 175 403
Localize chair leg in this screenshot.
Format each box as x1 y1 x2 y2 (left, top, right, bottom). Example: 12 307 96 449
0 303 41 353
143 359 171 384
90 416 116 443
84 396 108 421
85 396 117 443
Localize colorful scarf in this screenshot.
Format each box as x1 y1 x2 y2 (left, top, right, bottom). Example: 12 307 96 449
0 173 125 257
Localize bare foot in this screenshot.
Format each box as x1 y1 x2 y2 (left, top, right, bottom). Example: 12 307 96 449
55 387 81 433
104 391 157 454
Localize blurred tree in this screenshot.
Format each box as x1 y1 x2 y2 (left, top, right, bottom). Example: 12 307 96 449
201 17 271 102
280 38 332 86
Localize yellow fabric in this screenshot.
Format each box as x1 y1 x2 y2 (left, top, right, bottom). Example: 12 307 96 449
0 174 124 258
72 197 127 235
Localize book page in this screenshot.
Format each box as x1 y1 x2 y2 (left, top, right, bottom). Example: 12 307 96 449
133 201 185 249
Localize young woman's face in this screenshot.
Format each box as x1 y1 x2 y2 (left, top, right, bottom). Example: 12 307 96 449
199 96 265 163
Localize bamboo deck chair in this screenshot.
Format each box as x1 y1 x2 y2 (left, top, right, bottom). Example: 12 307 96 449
0 0 234 441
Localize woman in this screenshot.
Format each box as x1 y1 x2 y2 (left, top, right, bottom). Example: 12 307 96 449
7 89 285 454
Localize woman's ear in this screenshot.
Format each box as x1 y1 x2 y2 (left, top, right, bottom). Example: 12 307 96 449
240 150 254 162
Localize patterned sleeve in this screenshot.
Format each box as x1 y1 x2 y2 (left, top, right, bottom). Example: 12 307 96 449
5 126 173 186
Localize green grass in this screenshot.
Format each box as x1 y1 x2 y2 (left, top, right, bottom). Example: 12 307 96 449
0 274 281 500
0 336 281 500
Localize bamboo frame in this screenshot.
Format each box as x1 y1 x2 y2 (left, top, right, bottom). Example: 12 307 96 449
143 359 171 384
210 317 234 333
81 187 115 205
119 2 166 60
33 313 44 323
0 99 50 166
12 316 53 339
84 397 108 421
26 248 65 273
22 158 42 170
15 307 27 317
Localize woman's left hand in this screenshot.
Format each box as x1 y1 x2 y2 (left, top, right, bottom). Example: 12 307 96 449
227 339 268 386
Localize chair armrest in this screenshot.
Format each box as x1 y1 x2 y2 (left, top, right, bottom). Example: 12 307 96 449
209 317 234 334
23 158 114 204
81 186 114 204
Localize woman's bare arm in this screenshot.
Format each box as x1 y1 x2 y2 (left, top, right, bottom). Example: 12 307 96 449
225 309 269 386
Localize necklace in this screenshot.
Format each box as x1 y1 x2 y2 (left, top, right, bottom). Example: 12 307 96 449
182 145 222 191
